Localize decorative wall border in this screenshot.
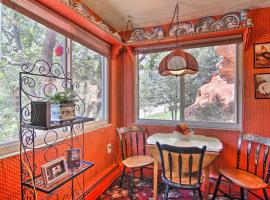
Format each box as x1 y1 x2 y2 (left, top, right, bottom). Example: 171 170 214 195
125 25 252 47
59 0 122 42
57 1 253 48
126 9 253 43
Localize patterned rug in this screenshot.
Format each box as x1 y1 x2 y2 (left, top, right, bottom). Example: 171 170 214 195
98 176 229 200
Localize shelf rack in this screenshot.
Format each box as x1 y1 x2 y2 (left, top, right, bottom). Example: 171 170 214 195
19 60 94 199
22 117 94 130
23 161 94 194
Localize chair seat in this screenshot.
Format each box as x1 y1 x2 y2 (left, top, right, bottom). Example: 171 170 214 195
123 155 154 168
219 168 268 190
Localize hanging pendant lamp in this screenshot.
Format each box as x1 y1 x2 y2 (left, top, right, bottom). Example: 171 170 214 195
159 50 198 76
159 2 198 76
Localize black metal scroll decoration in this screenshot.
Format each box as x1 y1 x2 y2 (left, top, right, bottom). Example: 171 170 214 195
72 81 85 117
20 60 86 124
21 59 71 79
19 60 89 199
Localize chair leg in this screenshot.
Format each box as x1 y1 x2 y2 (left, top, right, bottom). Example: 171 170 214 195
164 184 170 200
119 166 126 187
198 189 203 200
130 168 134 200
240 188 244 200
263 188 268 200
140 167 144 181
212 174 222 200
193 189 197 200
240 188 248 200
243 189 248 200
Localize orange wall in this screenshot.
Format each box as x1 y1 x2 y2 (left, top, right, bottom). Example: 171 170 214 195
122 7 270 172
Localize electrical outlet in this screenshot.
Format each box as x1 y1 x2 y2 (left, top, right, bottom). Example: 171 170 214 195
107 143 112 154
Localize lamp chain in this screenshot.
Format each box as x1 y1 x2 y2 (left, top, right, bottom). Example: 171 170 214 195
169 2 181 49
124 18 134 42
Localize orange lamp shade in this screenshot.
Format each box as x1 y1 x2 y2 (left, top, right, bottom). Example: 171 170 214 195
159 50 198 76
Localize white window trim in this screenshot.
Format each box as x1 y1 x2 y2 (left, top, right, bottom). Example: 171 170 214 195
135 42 243 131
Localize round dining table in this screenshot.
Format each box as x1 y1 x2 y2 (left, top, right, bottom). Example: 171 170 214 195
146 132 223 200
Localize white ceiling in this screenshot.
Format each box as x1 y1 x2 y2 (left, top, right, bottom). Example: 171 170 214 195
83 0 270 31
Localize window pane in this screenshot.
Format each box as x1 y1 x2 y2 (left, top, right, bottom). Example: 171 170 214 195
137 43 238 125
0 4 66 144
138 52 180 120
72 41 107 121
184 44 237 123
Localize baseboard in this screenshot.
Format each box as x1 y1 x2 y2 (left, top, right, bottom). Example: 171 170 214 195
84 163 122 200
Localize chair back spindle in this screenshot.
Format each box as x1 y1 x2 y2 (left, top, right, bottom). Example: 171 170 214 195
237 132 270 184
254 143 261 175
157 142 206 189
117 126 146 160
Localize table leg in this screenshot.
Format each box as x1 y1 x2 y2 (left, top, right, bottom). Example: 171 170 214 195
153 160 158 200
203 166 210 200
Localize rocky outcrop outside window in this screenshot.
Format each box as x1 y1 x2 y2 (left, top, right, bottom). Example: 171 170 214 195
185 44 236 122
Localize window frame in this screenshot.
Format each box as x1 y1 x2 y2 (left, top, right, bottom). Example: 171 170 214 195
135 40 243 131
0 2 110 158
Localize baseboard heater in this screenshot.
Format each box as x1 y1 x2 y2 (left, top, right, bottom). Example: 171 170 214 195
84 163 120 196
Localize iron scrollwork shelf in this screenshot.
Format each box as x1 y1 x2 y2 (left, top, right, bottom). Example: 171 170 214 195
22 116 94 130
23 161 94 194
19 60 94 199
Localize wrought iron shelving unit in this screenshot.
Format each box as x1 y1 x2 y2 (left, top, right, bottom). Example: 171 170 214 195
19 60 94 199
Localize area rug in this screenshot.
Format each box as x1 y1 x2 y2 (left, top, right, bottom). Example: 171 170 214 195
98 176 229 200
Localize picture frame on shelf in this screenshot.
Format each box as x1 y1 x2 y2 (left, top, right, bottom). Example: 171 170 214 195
41 156 69 186
254 73 270 99
67 148 81 169
254 42 270 68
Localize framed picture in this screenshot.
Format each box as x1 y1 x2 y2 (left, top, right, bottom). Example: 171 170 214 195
254 42 270 68
67 148 81 169
254 73 270 99
41 156 69 186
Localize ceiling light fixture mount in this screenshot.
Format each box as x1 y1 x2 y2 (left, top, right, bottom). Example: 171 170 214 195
124 18 134 42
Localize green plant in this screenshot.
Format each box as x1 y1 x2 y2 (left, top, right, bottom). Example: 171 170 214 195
47 89 76 104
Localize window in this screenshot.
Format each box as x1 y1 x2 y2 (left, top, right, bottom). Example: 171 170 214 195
72 41 108 121
0 3 109 152
137 43 242 130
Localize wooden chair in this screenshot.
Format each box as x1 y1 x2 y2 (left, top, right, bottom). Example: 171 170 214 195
212 133 270 200
117 125 154 199
156 142 206 200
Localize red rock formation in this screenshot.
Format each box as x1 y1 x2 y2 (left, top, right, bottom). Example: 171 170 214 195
185 45 236 121
215 45 236 83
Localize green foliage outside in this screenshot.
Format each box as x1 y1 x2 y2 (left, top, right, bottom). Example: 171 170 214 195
139 52 180 120
72 41 105 119
0 5 104 143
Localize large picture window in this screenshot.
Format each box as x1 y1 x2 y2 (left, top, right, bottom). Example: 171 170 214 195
137 43 242 129
0 4 108 151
